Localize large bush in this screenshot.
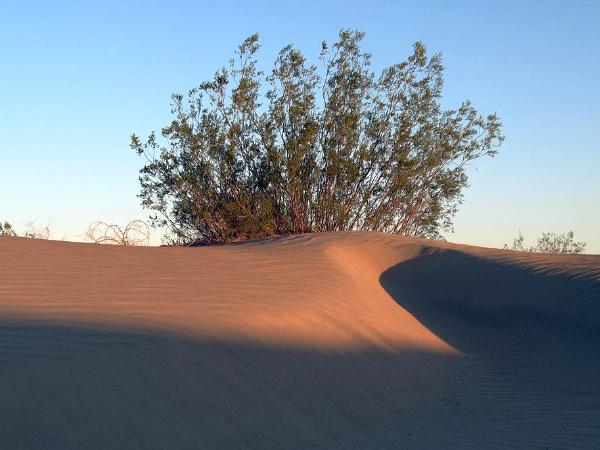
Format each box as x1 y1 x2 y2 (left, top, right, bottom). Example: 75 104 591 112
132 30 504 245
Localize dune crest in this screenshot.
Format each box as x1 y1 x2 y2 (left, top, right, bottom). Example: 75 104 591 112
0 232 599 449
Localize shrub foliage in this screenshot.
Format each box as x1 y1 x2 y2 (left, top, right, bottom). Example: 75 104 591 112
132 30 504 244
504 230 586 254
0 221 16 236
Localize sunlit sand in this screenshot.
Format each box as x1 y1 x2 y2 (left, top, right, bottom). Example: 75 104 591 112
0 232 599 448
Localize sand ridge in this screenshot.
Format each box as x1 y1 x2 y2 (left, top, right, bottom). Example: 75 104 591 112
0 232 598 449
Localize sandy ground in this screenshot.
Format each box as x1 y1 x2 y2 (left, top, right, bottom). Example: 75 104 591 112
0 232 598 449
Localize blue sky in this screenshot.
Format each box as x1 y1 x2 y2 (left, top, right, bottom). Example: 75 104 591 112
1 0 599 251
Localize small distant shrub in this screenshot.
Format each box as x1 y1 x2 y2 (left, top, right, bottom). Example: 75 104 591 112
0 221 16 236
86 220 150 246
24 221 51 240
504 230 586 254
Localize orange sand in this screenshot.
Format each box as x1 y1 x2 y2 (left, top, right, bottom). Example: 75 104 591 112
0 232 598 448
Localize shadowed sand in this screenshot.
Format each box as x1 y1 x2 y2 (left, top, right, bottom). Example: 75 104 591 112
0 232 599 449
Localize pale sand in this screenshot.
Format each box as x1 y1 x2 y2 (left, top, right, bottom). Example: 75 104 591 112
0 232 598 449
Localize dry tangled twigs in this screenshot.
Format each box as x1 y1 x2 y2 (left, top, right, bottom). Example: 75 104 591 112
25 221 51 240
86 220 150 246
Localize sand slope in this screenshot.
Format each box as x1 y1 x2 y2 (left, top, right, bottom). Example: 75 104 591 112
0 232 598 449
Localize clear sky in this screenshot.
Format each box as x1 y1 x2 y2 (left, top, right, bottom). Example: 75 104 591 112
1 0 599 251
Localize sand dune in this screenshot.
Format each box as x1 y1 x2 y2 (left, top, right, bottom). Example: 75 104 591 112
0 232 598 449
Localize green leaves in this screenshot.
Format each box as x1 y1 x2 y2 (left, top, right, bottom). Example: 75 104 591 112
505 230 586 254
132 30 504 244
